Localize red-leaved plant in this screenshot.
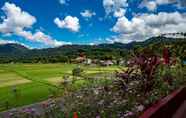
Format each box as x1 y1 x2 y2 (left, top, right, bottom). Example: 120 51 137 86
162 47 174 85
73 112 78 118
163 47 170 65
134 54 161 80
116 49 161 94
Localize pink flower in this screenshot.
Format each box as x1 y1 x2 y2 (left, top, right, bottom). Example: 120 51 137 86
124 111 134 117
136 105 144 112
96 115 101 118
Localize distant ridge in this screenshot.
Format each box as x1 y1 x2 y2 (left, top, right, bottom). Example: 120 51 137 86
0 43 28 56
0 35 185 63
161 32 186 39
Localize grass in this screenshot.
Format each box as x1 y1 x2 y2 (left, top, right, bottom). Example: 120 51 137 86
0 73 31 88
0 63 121 111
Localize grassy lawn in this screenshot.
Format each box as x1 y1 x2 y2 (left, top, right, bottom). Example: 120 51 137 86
0 63 121 111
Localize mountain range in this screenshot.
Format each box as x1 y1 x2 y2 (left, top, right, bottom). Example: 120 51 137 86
0 35 185 63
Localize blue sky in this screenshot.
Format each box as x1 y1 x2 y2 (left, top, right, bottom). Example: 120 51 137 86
0 0 185 48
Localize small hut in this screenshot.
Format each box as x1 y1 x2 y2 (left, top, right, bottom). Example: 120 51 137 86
100 60 114 66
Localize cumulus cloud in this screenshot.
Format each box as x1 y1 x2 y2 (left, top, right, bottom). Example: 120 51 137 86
89 43 95 46
141 0 178 11
16 29 70 46
146 1 157 11
0 39 33 48
80 10 96 19
110 12 186 43
103 0 128 17
0 2 67 47
59 0 66 5
177 0 186 8
0 2 36 33
54 16 80 32
156 0 177 5
0 39 17 45
113 8 126 17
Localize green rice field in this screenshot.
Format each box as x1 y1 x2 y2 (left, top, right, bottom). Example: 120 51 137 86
0 64 121 111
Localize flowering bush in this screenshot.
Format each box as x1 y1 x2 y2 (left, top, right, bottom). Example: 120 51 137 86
1 48 185 118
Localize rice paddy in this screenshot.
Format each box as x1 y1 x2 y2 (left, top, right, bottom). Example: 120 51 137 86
0 64 121 111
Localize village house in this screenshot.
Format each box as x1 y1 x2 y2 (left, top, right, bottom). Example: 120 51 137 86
74 56 86 63
100 60 114 66
83 58 92 65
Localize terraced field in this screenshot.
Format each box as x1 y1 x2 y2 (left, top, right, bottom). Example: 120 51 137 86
0 64 121 111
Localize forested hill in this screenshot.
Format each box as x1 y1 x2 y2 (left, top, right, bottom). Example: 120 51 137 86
0 43 28 56
0 36 185 63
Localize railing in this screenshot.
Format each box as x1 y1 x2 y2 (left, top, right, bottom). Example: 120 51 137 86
140 87 186 118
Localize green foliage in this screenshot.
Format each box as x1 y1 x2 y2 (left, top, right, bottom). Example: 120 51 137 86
0 36 185 64
0 43 129 63
72 67 84 77
148 62 186 105
0 64 119 111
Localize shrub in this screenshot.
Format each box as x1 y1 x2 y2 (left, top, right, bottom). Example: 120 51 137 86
72 66 84 77
116 50 161 94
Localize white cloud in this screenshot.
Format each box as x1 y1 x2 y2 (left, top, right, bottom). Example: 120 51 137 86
103 0 128 17
0 39 33 48
0 2 68 47
15 29 71 46
113 8 126 18
0 2 36 33
146 1 157 11
110 12 186 43
59 0 66 5
80 10 96 19
156 0 177 5
0 39 17 45
141 0 177 11
89 43 95 46
177 0 186 8
142 0 185 9
54 16 80 32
